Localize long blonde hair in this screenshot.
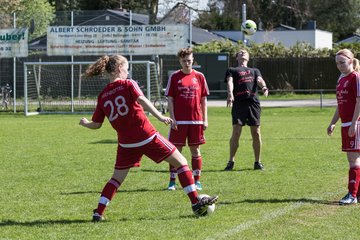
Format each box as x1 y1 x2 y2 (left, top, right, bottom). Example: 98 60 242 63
335 49 360 72
85 55 128 77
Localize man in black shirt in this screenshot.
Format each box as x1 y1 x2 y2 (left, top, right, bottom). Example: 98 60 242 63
224 49 268 171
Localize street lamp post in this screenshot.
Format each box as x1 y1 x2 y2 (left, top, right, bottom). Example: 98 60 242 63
242 1 247 45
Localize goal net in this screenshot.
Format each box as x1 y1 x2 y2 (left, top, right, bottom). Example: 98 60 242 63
24 61 161 116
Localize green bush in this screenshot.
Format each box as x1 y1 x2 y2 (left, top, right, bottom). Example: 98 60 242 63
193 40 360 58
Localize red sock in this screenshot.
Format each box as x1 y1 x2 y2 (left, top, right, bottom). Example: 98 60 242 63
96 178 121 215
177 165 198 204
192 156 202 182
169 164 177 182
348 167 360 197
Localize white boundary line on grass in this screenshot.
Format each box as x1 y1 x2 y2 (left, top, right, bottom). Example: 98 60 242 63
206 201 305 240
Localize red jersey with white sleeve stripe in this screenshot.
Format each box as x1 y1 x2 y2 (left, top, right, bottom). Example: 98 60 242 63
336 71 360 123
165 69 209 123
92 79 156 145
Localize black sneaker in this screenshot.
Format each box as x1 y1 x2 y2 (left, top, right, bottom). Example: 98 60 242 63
254 162 264 170
224 161 234 171
92 209 105 222
192 195 219 216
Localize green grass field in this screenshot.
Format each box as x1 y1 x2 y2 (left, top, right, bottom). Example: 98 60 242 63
258 92 336 100
1 106 359 240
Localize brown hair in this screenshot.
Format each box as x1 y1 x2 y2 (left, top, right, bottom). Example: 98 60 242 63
85 55 128 77
177 47 193 59
336 49 360 72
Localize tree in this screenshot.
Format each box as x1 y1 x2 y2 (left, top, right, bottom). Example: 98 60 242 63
0 0 54 40
52 0 160 24
195 0 360 42
193 0 241 30
308 0 360 41
47 0 80 11
146 0 159 24
20 0 55 40
0 0 21 28
251 0 310 30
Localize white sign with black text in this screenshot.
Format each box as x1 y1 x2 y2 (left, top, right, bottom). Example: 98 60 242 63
0 28 28 58
47 25 189 56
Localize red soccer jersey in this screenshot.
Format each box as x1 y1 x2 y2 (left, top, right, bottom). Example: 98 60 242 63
165 69 209 122
92 79 156 145
336 71 360 123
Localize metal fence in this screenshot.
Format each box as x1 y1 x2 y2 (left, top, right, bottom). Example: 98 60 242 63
251 57 339 90
0 55 339 97
0 11 341 112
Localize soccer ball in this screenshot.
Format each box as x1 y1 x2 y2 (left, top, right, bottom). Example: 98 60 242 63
241 20 257 35
198 194 216 216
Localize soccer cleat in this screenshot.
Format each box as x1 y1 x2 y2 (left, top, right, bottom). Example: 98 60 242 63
167 181 176 191
92 209 105 222
192 195 219 216
254 162 264 170
339 193 358 205
224 161 234 171
195 181 203 191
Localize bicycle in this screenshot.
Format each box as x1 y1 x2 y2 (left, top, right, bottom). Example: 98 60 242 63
153 88 168 114
135 81 168 115
1 84 12 111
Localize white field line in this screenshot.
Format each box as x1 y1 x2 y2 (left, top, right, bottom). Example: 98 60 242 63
206 201 305 240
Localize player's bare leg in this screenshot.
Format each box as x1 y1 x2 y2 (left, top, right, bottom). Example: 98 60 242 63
250 125 264 170
224 124 242 170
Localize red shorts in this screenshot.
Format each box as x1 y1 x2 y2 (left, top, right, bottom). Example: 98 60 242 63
341 125 360 152
115 133 176 170
168 124 205 146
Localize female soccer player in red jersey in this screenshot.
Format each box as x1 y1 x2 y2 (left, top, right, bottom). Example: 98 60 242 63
79 55 217 221
327 49 360 205
165 47 209 191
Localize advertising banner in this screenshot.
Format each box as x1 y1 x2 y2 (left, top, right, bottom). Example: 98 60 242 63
47 25 189 56
0 28 28 58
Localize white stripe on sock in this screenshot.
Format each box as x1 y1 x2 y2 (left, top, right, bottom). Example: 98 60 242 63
183 184 196 194
99 196 110 206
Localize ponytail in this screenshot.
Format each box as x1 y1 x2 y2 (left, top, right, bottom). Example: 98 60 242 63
85 55 128 78
85 55 109 77
353 58 360 72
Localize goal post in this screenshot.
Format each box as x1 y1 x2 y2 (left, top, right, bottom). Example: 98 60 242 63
23 60 161 116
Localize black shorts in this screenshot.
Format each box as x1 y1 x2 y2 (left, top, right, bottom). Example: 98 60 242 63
231 99 261 126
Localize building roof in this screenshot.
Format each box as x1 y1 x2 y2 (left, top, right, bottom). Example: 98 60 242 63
336 33 360 44
212 31 243 42
273 24 296 31
191 26 228 44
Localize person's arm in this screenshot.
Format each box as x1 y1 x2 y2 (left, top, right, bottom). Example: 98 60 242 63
349 97 360 137
79 117 102 129
327 107 340 136
167 96 177 130
226 76 234 107
257 76 269 97
201 96 208 130
137 95 173 126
